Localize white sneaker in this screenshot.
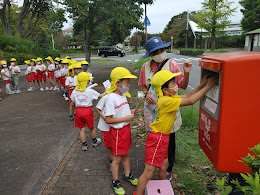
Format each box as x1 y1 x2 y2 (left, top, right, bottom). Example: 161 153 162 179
7 91 15 95
65 97 69 101
49 87 53 90
92 138 102 147
63 93 66 97
53 87 57 91
28 88 33 92
45 87 49 90
0 97 2 101
40 88 44 91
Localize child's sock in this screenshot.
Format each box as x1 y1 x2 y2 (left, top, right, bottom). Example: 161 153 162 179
82 142 88 146
92 138 97 143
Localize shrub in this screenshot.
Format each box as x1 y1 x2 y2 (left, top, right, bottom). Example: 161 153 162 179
180 49 204 56
134 57 152 73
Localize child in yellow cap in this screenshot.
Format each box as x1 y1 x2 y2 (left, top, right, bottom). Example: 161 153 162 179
24 60 33 91
9 58 21 93
1 60 15 95
134 70 217 195
70 72 106 151
104 67 138 195
46 56 56 90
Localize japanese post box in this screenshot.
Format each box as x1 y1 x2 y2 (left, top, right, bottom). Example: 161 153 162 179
199 52 260 173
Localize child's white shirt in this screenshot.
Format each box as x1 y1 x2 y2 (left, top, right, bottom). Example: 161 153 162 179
10 66 21 75
73 75 78 86
47 64 55 71
104 92 131 129
36 64 46 72
60 67 68 77
54 64 61 78
96 94 110 131
26 66 32 74
65 77 75 89
70 88 100 107
1 68 11 80
32 66 36 73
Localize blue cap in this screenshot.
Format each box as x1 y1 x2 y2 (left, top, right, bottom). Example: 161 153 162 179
143 37 171 58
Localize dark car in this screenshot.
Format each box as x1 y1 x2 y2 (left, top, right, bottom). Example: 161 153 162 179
98 46 125 57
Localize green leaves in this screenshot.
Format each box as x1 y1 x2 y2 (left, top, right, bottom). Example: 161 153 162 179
239 0 260 32
215 178 233 195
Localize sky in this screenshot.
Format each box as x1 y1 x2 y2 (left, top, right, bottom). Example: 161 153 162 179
16 0 243 34
62 0 243 34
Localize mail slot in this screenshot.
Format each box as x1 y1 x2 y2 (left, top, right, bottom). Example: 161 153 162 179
199 52 260 173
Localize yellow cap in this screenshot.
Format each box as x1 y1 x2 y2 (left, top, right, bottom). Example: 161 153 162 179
107 67 137 97
36 57 43 62
81 60 89 65
25 60 31 64
75 72 94 91
54 57 61 61
65 56 71 59
45 56 53 61
151 70 181 99
10 58 17 62
73 63 82 69
69 60 77 65
67 65 74 76
1 60 7 65
31 59 36 62
62 59 70 64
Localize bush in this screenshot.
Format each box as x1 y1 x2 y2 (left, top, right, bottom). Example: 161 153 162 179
180 48 204 56
133 57 152 73
0 34 61 64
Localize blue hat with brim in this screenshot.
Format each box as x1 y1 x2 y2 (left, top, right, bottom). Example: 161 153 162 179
143 37 171 58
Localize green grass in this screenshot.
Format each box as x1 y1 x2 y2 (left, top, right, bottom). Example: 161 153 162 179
133 56 152 73
204 49 230 53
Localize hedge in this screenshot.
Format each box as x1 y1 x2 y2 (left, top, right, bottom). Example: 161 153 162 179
180 49 204 56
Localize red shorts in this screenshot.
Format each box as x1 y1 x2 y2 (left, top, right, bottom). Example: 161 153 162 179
60 76 66 86
48 72 54 79
110 124 132 156
102 131 111 148
74 107 94 129
145 132 170 167
4 80 11 84
26 74 32 82
69 89 74 102
55 76 60 81
37 72 46 80
31 72 36 80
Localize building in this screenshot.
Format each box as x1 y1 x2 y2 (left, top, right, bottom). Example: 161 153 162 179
244 28 260 52
223 22 243 36
62 28 73 37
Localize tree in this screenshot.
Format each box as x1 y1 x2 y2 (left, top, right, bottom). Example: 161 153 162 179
0 0 11 34
196 0 236 50
129 32 142 47
161 11 197 48
63 0 145 63
239 0 260 32
54 31 70 50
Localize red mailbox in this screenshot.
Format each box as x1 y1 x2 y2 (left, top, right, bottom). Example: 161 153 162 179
199 52 260 173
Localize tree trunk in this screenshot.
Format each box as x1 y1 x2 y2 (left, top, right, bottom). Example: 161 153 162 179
17 0 31 37
7 0 11 34
83 24 91 63
0 0 8 34
211 0 217 51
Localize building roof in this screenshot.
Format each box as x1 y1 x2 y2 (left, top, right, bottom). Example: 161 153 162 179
245 28 260 35
63 28 73 32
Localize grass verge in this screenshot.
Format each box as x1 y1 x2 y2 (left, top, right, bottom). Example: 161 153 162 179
204 49 230 53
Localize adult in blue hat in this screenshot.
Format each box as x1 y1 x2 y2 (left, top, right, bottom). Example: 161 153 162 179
138 36 192 180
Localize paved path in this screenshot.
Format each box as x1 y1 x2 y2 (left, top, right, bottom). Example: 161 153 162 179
0 76 77 195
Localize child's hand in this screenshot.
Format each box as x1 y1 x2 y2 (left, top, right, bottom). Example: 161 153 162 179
206 76 218 88
146 93 156 105
201 74 212 86
183 61 192 74
131 109 138 116
126 114 135 122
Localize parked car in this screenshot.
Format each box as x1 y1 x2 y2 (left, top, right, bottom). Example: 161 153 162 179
98 46 125 57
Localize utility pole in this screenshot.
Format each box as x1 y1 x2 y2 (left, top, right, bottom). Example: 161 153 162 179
135 29 138 53
145 4 147 43
185 10 189 49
